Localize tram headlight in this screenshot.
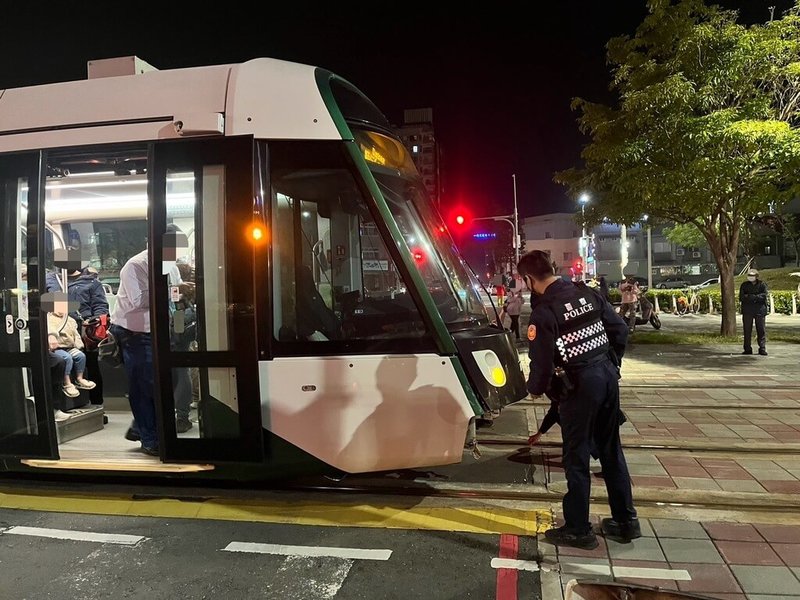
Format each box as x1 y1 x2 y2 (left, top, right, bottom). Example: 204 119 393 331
471 349 507 388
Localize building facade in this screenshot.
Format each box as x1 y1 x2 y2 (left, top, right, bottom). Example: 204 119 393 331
520 213 720 284
395 108 440 205
520 213 581 274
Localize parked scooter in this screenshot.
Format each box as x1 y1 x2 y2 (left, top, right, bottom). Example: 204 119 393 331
615 294 661 330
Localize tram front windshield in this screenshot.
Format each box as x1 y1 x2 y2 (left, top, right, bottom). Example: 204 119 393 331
355 130 489 327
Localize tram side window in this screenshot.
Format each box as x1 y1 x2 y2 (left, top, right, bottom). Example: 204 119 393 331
270 142 429 348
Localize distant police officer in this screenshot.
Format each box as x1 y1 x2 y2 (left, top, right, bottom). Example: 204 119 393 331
518 250 640 549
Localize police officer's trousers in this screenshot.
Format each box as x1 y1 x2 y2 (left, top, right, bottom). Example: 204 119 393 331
558 360 636 534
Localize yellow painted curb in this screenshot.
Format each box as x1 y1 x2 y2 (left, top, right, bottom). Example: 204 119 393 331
0 489 552 536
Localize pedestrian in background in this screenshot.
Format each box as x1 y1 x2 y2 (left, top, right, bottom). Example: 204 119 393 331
501 290 524 340
618 275 639 332
599 276 609 303
739 268 768 356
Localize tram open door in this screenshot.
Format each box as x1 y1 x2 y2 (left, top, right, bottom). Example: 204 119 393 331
150 137 264 464
0 153 58 459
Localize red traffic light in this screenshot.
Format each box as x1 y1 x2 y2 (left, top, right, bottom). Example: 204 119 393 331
447 206 472 229
411 248 425 263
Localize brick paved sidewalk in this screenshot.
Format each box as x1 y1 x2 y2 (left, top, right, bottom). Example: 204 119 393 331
533 449 800 496
540 517 800 599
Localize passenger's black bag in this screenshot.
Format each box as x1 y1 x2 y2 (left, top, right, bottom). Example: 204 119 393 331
98 331 122 367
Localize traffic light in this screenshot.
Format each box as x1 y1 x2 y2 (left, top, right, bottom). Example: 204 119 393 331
447 206 472 230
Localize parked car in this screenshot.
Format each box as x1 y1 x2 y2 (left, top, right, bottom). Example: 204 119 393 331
656 276 689 289
689 277 719 291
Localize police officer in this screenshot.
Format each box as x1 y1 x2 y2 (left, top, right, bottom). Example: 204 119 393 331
518 250 639 549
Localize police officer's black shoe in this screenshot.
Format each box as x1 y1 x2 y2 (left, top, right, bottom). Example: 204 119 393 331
543 525 599 550
124 427 140 442
601 518 642 542
759 349 768 356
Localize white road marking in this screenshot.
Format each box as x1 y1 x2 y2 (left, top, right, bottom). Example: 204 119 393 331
3 526 145 546
265 556 353 599
561 563 612 576
613 566 692 581
222 541 392 561
491 558 541 572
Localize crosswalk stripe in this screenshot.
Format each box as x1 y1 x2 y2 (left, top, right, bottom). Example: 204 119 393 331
491 558 540 572
613 566 692 581
3 526 145 545
222 541 392 561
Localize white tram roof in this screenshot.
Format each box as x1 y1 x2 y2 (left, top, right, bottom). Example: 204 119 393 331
0 56 342 153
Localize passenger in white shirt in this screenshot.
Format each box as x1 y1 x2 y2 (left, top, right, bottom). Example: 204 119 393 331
110 248 158 455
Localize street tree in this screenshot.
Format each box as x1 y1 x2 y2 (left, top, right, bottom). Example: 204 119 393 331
555 0 800 335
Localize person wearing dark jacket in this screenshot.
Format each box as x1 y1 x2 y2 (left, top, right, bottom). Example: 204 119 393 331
598 276 610 303
739 268 768 356
518 249 637 550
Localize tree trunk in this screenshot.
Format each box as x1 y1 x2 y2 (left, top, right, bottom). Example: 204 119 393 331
700 217 739 336
717 260 737 336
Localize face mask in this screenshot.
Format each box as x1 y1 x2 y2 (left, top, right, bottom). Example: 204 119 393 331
747 276 756 282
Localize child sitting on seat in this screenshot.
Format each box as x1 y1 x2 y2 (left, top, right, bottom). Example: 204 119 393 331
47 310 96 398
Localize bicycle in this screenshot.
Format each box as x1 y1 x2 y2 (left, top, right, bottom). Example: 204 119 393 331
676 290 700 315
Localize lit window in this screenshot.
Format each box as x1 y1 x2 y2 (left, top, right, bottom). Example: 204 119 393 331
412 145 419 153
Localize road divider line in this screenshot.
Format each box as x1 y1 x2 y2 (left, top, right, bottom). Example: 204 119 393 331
496 534 519 600
3 525 145 545
222 541 391 561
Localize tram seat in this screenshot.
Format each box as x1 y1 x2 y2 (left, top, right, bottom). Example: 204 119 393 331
297 266 340 339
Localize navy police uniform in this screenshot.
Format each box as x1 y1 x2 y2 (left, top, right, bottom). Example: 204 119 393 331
527 279 636 535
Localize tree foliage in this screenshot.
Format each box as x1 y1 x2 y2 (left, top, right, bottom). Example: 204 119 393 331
555 0 800 333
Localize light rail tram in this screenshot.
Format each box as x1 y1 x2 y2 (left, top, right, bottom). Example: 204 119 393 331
0 56 526 480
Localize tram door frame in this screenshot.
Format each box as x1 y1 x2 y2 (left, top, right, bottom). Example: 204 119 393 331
150 137 264 463
0 152 58 458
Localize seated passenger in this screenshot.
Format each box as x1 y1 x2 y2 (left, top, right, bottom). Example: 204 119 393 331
47 310 96 398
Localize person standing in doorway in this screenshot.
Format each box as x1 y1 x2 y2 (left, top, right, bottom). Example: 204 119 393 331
740 268 768 356
110 247 158 456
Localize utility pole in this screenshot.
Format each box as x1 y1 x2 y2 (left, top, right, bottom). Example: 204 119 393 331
512 174 520 269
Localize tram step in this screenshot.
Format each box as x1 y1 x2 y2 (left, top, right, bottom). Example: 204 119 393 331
56 406 105 443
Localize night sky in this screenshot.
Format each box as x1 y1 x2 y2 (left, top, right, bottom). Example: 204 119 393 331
0 1 793 220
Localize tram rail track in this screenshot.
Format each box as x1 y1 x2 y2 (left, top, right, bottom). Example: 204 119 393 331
476 436 800 455
271 480 800 513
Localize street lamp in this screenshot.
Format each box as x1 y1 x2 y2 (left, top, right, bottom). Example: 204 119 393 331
578 193 591 281
642 214 652 290
512 174 520 269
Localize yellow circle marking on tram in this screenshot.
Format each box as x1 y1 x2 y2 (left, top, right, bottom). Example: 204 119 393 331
490 367 507 386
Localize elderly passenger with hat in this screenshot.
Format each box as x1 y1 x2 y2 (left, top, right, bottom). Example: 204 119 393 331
739 268 768 356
